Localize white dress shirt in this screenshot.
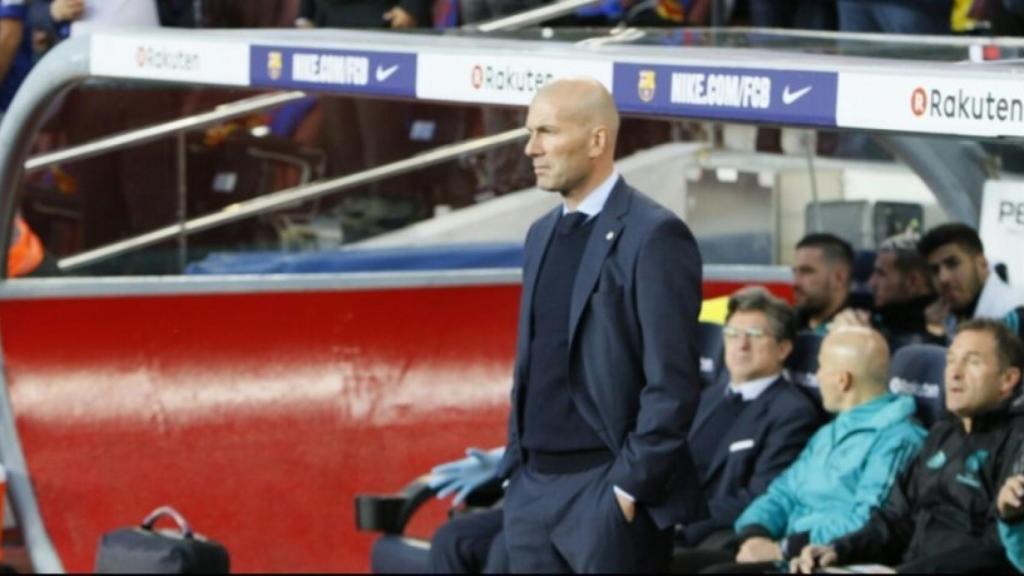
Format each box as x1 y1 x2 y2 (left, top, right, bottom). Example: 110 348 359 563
728 373 782 402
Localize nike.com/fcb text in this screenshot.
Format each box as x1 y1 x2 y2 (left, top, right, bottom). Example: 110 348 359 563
671 73 772 109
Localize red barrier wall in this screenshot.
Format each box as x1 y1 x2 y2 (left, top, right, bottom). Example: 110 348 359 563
0 277 788 572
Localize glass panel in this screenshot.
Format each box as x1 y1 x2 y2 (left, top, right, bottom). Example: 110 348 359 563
13 27 1024 279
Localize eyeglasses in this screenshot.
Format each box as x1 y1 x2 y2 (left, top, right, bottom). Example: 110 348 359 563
722 326 772 341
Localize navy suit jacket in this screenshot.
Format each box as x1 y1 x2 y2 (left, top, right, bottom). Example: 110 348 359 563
497 177 707 530
681 376 822 545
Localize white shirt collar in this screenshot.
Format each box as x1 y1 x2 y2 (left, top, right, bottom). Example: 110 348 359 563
562 170 620 217
728 373 781 402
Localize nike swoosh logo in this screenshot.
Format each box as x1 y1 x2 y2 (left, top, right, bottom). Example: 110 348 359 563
782 85 812 105
375 64 399 82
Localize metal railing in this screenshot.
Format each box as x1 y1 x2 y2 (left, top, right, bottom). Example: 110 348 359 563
466 0 601 32
58 127 530 271
24 91 307 173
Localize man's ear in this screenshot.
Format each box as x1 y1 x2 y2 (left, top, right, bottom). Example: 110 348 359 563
839 371 854 394
590 126 608 159
975 252 990 278
1001 366 1022 400
777 339 794 364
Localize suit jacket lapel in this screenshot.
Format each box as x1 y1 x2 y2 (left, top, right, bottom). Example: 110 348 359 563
568 178 630 347
690 382 727 437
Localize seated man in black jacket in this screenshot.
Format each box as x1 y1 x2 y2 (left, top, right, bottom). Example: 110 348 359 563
833 233 942 350
794 318 1024 574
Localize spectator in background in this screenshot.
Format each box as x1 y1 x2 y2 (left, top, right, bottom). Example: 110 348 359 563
837 0 951 34
748 0 836 30
2 0 60 278
300 0 430 28
795 319 1023 573
679 326 925 572
299 0 429 238
200 0 300 28
0 0 33 118
919 223 1024 342
32 0 178 269
460 0 547 24
992 0 1024 35
833 233 943 350
792 233 855 334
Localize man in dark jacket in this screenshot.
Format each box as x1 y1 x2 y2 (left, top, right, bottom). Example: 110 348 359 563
795 318 1024 574
676 286 822 549
833 233 942 350
299 0 430 30
429 287 822 573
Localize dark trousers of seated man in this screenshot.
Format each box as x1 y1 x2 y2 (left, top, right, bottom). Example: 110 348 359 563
502 457 672 573
430 509 507 574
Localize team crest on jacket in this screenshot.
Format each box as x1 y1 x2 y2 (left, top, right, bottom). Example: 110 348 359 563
955 450 989 490
638 70 656 103
926 450 947 470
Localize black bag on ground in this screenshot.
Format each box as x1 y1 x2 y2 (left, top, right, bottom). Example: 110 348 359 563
95 506 230 574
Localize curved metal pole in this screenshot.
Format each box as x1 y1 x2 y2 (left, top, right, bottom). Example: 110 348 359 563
874 134 989 226
0 34 94 575
24 91 307 174
58 127 530 272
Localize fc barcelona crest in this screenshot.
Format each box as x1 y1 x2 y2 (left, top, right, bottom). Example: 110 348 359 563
267 51 284 81
638 70 656 103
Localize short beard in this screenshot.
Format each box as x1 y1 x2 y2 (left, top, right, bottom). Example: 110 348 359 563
797 297 829 319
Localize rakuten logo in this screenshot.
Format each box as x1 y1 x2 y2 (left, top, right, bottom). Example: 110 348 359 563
470 64 553 94
135 46 200 72
912 86 1024 123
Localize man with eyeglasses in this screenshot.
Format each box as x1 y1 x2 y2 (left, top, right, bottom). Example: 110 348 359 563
667 287 822 569
677 326 925 573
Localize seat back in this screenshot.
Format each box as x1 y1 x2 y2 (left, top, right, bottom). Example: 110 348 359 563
785 331 825 412
889 343 947 428
698 322 725 390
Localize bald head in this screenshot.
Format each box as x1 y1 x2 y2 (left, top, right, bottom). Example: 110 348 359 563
816 326 891 413
534 77 620 140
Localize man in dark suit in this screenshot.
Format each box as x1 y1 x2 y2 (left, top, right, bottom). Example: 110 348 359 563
677 287 822 552
428 286 819 573
493 77 705 573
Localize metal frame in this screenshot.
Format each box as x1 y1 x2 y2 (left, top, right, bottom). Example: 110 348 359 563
0 264 793 301
57 127 529 271
23 91 308 174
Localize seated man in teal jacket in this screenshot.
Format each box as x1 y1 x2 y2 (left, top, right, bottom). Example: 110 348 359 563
795 319 1023 574
673 326 927 572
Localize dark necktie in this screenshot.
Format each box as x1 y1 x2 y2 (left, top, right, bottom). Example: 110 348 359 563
558 212 589 236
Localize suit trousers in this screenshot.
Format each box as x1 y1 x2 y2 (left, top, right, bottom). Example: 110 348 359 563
430 508 507 574
502 462 672 573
